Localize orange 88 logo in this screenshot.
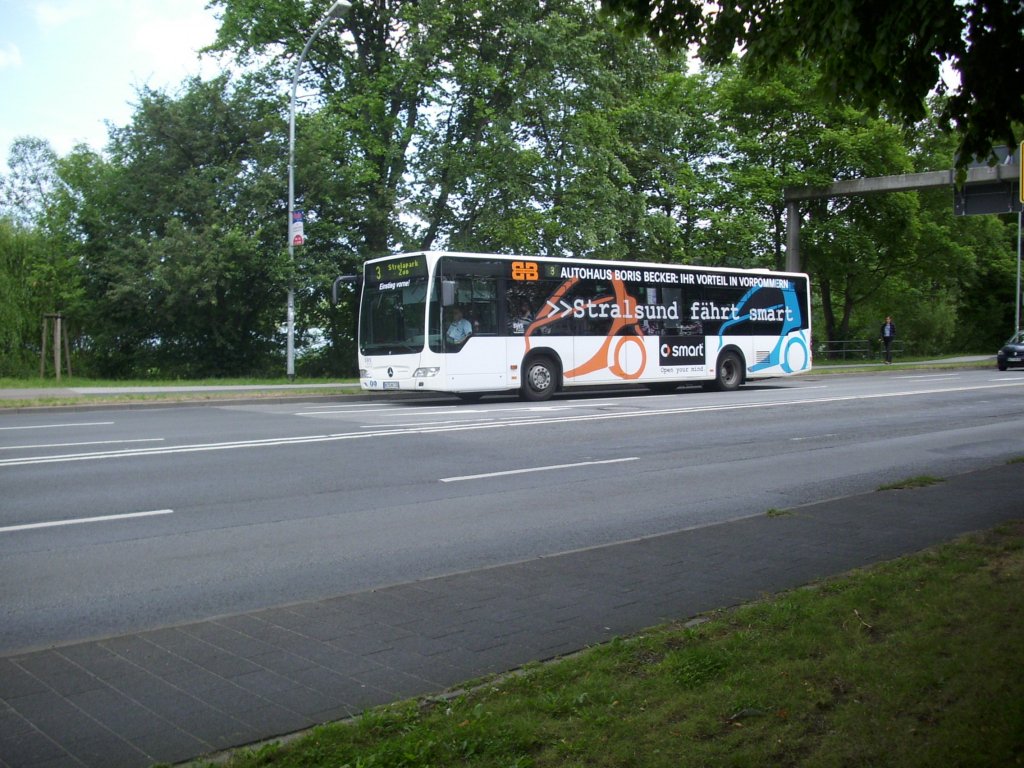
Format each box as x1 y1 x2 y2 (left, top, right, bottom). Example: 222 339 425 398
511 261 539 281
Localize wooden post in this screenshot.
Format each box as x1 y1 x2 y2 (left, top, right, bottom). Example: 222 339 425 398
40 316 48 378
40 314 72 380
63 319 73 378
53 313 62 382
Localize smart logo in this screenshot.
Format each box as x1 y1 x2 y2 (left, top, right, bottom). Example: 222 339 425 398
659 337 705 365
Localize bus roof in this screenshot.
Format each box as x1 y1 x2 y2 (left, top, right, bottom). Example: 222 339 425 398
363 251 808 278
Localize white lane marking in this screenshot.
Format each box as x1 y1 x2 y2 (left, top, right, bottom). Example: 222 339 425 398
0 438 164 452
2 379 1023 468
0 434 362 467
0 509 173 534
374 402 620 428
297 403 387 411
440 457 639 483
0 421 115 431
897 374 963 382
299 406 468 417
298 401 620 418
363 419 497 429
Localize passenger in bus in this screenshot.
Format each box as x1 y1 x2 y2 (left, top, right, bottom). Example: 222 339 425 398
446 307 473 344
510 302 533 334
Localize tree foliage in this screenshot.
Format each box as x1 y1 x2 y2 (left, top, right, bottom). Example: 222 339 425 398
53 77 287 377
0 0 1017 379
601 0 1024 165
0 137 60 228
0 220 44 375
0 138 85 375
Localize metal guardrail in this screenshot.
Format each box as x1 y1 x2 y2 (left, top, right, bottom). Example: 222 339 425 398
816 339 905 361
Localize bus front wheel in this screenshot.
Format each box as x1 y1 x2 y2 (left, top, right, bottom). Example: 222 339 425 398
521 356 557 401
709 351 744 391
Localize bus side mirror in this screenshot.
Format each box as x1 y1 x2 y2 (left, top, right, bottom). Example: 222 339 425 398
442 280 457 307
332 274 358 306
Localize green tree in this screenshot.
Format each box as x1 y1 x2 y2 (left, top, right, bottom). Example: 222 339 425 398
902 120 1019 351
208 0 706 372
0 137 84 374
208 0 496 370
612 69 722 265
704 59 987 351
601 0 1024 165
706 62 837 271
59 76 287 377
494 6 707 262
402 0 703 261
0 137 60 228
0 219 45 375
942 212 1020 350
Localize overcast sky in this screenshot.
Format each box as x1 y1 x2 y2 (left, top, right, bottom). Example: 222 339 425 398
0 0 222 168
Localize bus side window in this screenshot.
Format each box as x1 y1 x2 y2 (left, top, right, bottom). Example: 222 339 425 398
506 283 553 335
470 302 497 335
472 277 497 334
446 274 497 336
663 287 682 334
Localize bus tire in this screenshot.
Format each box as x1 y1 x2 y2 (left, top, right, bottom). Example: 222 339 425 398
521 356 558 402
711 350 744 391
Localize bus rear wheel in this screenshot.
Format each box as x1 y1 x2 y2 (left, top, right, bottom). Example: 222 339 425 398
521 356 557 401
710 351 744 391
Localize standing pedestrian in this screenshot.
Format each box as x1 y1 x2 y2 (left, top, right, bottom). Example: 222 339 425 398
880 315 896 364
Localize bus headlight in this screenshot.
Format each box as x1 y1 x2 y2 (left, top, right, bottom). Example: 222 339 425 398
413 367 440 378
359 369 369 378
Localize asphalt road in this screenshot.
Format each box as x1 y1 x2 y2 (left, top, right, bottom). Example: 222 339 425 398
2 368 1023 655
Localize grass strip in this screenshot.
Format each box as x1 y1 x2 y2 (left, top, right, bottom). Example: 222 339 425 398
877 475 943 491
0 377 360 408
183 522 1024 768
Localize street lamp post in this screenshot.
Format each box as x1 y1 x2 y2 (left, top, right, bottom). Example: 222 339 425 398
287 0 352 380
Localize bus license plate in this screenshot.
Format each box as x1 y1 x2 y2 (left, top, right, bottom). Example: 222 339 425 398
383 381 399 390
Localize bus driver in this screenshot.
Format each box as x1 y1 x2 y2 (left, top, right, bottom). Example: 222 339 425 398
446 307 473 344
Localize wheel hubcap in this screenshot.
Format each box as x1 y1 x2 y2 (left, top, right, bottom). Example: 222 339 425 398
529 364 551 391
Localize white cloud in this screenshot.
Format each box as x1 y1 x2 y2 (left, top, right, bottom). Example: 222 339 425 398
129 12 219 84
33 1 88 28
0 0 223 160
0 42 23 69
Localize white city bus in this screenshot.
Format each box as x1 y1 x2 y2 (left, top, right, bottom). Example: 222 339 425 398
357 251 811 401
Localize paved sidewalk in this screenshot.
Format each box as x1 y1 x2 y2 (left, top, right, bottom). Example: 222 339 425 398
1 462 1021 768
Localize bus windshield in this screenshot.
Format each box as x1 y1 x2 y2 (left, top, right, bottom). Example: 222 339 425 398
358 275 432 355
358 253 434 355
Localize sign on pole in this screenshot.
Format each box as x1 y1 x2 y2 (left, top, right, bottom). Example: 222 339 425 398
290 209 305 246
953 146 1021 216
